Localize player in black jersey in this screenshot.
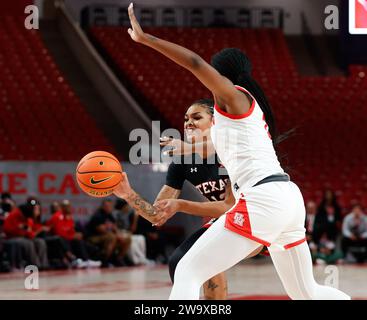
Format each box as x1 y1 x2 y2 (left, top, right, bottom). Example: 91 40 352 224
114 99 262 299
162 99 232 300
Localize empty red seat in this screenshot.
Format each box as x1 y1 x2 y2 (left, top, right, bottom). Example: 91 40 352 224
0 16 116 160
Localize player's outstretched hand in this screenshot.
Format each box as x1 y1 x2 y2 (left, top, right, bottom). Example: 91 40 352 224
160 137 192 156
127 3 148 44
113 172 132 199
152 199 180 226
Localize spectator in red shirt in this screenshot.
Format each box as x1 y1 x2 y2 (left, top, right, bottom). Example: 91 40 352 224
0 192 23 271
4 200 49 269
28 198 51 238
50 201 60 215
48 200 77 240
26 197 73 269
48 200 101 268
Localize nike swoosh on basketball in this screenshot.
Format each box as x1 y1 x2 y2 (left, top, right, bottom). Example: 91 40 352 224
90 176 113 185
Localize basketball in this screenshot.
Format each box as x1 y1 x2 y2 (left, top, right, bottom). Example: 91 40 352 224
76 151 123 198
3 0 365 304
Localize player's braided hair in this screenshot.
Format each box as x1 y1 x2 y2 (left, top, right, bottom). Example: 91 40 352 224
211 48 279 146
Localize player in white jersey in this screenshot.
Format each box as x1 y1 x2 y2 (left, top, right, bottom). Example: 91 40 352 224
127 3 350 300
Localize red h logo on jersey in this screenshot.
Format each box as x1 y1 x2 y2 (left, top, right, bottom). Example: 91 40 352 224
233 212 245 227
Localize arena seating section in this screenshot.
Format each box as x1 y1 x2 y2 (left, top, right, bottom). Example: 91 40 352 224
0 17 114 161
91 26 367 208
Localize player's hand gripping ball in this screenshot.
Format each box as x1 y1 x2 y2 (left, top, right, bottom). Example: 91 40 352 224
76 151 123 198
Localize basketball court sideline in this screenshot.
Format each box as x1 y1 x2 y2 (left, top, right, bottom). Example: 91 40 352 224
0 260 365 300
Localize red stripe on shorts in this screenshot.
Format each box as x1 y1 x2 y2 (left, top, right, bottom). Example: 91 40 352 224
284 238 306 250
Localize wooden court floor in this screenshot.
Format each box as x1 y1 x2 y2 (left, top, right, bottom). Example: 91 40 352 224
0 258 365 300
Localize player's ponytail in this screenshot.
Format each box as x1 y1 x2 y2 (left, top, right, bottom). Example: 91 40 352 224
211 48 280 146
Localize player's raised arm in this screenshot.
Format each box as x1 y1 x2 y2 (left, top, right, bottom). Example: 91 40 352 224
127 3 250 115
160 136 216 158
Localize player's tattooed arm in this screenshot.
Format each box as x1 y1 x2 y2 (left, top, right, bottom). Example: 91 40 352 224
113 173 180 223
113 173 157 222
125 191 156 219
154 185 181 203
124 186 180 223
154 182 234 225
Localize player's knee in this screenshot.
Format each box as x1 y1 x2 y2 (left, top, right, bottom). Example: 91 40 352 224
174 260 190 283
174 258 205 288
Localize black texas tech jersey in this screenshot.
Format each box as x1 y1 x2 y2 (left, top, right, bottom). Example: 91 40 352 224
165 154 229 202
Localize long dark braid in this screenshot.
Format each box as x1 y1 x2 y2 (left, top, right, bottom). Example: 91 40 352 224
211 48 280 146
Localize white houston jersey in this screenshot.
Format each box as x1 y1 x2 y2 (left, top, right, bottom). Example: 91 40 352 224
211 85 286 196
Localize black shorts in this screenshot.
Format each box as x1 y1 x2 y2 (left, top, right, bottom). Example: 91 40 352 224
168 227 207 283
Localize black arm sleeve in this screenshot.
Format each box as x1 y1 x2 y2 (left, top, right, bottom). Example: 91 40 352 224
165 162 186 190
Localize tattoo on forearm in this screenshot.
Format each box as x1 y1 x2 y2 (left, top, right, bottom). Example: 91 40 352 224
148 35 157 42
207 279 219 291
155 186 180 202
128 192 156 217
190 55 201 69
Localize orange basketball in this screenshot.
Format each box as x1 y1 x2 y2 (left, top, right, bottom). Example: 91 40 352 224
76 151 123 198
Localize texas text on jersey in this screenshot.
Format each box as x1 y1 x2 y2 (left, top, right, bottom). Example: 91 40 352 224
165 154 229 201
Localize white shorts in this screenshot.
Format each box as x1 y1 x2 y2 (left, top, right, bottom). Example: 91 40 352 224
225 181 306 252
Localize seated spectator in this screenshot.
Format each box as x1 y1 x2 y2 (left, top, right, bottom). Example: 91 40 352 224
47 200 101 268
85 199 131 266
342 204 367 263
114 199 138 232
26 198 74 269
135 215 183 264
3 200 49 269
114 199 153 266
305 201 318 259
28 197 51 239
311 234 343 265
305 201 317 241
0 192 15 222
313 190 342 245
320 189 342 213
28 198 64 268
0 192 22 271
50 201 61 215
